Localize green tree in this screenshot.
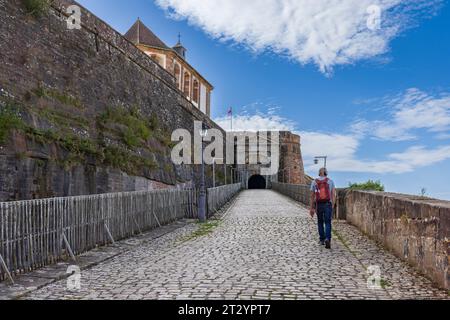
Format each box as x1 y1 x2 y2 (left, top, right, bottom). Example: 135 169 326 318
348 180 385 192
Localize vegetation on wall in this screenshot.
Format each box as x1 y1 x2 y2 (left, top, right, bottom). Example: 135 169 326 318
97 106 152 149
97 106 173 150
37 108 90 131
22 0 51 18
0 104 25 143
34 86 83 109
348 180 385 192
215 170 226 185
0 86 172 177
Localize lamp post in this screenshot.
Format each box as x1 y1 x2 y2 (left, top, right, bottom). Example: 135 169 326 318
314 156 328 169
230 168 234 184
212 158 224 188
224 164 227 185
198 122 208 223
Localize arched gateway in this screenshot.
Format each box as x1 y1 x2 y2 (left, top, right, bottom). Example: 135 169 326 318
248 175 267 189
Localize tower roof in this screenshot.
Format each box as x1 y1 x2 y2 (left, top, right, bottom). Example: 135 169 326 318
172 32 187 59
124 18 169 49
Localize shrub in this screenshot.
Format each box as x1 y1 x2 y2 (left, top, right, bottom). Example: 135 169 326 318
99 106 153 149
22 0 51 18
0 105 25 144
348 180 385 192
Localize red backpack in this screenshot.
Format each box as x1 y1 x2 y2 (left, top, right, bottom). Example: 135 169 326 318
315 178 330 202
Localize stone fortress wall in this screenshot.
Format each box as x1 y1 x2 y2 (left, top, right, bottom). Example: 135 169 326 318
0 0 224 201
0 0 307 201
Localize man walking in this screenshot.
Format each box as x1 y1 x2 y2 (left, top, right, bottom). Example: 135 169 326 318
310 168 336 249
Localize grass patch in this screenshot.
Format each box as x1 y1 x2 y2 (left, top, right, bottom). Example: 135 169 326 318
0 104 26 144
98 106 152 149
101 145 158 174
122 128 139 148
60 135 97 156
332 229 357 256
156 129 175 148
380 279 391 289
33 86 47 98
334 228 393 291
38 108 89 130
180 220 221 243
25 126 59 145
22 0 51 17
1 99 160 175
98 106 174 149
163 163 173 173
33 86 83 109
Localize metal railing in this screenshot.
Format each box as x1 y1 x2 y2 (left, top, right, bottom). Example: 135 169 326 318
207 183 242 217
0 184 242 283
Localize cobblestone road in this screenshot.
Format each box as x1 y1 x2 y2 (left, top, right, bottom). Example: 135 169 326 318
22 190 448 300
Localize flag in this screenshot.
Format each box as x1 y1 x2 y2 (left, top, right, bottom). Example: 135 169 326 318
227 107 233 131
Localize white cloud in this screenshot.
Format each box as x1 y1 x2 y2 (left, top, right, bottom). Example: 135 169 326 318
214 95 450 174
301 134 450 174
215 111 295 132
156 0 441 74
298 131 359 161
351 88 450 141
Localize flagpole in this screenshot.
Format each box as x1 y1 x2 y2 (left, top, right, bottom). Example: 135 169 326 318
231 112 233 131
228 107 233 132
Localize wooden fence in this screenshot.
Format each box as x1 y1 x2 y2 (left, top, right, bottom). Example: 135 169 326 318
271 182 310 205
0 185 240 283
272 182 346 219
207 183 242 217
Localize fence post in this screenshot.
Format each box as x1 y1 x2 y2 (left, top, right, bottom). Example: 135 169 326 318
0 253 14 284
132 215 142 234
61 230 76 262
104 222 115 245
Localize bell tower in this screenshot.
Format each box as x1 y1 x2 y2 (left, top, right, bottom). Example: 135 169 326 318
173 33 187 59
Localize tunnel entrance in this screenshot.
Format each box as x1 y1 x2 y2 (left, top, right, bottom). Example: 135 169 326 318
248 175 266 189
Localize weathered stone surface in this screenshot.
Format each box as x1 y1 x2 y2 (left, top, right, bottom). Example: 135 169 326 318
278 132 306 185
340 191 450 289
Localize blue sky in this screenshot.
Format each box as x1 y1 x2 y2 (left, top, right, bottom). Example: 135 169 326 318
77 0 450 199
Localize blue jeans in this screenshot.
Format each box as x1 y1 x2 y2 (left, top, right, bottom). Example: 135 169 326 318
317 202 332 241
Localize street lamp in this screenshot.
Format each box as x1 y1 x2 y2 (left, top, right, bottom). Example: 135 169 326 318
314 156 327 169
212 158 224 188
230 168 235 184
230 167 240 184
198 122 208 223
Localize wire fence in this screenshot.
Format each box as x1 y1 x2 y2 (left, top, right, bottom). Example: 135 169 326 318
0 184 241 283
